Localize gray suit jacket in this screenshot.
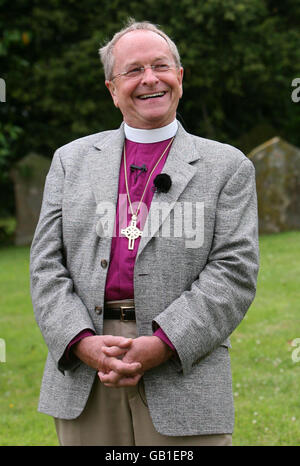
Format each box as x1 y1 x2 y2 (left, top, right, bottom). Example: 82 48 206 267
30 122 259 436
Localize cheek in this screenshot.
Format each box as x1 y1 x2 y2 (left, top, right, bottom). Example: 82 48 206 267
115 85 135 109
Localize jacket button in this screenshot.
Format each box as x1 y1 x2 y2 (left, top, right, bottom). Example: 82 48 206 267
95 306 102 315
101 259 108 268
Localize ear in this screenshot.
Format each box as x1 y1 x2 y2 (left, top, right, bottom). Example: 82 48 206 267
177 67 184 98
105 80 119 108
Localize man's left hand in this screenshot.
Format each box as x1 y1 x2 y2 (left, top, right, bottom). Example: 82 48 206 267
98 336 173 387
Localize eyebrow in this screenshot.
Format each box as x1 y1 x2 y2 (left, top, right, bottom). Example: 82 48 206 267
125 56 170 68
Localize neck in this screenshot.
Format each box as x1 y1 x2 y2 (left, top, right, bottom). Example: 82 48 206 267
124 119 178 144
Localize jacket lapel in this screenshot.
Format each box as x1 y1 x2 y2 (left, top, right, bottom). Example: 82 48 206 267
137 123 202 259
87 125 125 207
87 122 202 258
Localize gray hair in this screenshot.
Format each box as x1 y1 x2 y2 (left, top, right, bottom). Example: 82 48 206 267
99 18 181 81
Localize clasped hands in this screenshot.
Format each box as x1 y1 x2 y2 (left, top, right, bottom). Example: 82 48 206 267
73 334 173 388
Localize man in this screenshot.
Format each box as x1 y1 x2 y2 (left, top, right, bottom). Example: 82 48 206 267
30 19 259 446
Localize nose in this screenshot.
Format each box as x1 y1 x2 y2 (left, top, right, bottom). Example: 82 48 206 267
141 66 159 86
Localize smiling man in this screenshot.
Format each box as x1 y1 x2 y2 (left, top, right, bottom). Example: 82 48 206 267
105 29 183 129
30 19 259 446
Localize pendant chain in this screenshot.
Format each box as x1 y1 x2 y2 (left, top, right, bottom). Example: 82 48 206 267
120 137 174 250
123 136 174 218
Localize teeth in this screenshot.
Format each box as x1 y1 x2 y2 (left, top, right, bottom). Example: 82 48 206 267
139 92 165 99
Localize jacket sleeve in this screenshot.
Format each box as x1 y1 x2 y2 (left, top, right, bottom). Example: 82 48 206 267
153 158 259 376
30 149 96 373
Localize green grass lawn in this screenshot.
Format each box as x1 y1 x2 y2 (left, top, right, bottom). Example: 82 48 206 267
0 231 300 446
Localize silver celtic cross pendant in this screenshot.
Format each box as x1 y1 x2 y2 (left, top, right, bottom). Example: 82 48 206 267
121 214 142 250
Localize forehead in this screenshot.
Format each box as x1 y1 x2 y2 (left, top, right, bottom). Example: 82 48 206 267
113 30 172 68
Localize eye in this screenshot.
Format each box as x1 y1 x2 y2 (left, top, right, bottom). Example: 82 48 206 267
126 67 143 77
153 64 170 72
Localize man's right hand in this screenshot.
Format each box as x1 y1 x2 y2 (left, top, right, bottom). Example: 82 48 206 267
73 335 142 375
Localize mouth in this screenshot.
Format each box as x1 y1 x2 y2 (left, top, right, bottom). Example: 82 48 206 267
137 91 167 100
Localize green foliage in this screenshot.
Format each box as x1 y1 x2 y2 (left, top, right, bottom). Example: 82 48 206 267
0 123 23 182
0 0 299 179
0 245 57 445
0 216 15 244
231 231 300 445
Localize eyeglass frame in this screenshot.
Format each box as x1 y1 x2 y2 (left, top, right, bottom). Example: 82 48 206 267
110 63 178 82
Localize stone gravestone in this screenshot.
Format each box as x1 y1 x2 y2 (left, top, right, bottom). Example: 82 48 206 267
248 137 300 234
10 153 51 246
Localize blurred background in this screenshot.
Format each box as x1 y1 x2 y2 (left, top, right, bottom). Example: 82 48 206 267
0 0 300 446
1 0 300 242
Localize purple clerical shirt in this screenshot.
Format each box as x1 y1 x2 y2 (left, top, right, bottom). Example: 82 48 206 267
105 138 172 299
65 137 176 361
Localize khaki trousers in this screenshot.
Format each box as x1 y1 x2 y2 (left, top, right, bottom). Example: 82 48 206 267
54 320 232 446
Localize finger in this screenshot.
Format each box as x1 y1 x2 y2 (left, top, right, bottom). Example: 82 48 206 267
98 370 121 384
104 373 143 388
101 346 129 357
106 358 142 375
103 336 133 348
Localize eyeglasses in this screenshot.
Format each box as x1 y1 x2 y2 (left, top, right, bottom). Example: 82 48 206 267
111 64 176 81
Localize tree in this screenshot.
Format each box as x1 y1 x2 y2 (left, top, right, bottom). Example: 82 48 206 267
0 0 299 191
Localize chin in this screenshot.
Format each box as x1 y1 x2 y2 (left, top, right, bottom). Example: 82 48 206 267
141 111 172 126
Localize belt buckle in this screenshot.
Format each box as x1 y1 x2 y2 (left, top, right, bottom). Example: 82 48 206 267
120 306 134 321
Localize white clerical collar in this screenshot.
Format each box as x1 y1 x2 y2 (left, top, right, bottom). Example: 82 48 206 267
124 119 178 143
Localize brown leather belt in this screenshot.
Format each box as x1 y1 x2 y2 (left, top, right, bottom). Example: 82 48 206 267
103 299 136 321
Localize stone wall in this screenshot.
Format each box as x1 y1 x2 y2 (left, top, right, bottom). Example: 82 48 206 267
10 153 51 246
248 137 300 234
